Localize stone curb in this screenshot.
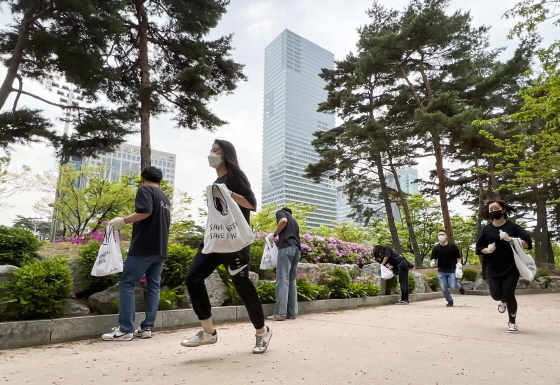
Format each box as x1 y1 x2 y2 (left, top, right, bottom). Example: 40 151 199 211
0 292 443 351
462 288 560 296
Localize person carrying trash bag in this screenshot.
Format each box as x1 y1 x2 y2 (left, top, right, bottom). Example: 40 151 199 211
101 166 171 341
267 207 301 321
181 139 272 354
373 245 414 304
430 229 465 307
476 200 532 333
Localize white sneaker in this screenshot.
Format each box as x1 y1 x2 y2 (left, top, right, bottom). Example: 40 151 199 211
181 329 218 347
134 327 152 339
102 327 133 341
498 302 507 313
253 326 273 354
508 323 518 333
267 314 286 321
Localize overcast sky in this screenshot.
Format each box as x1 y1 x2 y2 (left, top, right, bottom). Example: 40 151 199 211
0 0 550 226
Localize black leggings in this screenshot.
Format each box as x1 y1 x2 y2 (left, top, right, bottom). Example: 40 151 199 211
397 262 409 301
487 271 519 323
185 245 265 329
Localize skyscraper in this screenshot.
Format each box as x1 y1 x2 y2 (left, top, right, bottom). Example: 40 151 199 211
261 29 337 227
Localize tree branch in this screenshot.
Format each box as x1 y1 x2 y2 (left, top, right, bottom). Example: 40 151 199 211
11 88 89 110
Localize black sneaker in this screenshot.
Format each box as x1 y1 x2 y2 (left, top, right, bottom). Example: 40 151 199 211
446 301 454 307
459 287 465 295
395 300 409 305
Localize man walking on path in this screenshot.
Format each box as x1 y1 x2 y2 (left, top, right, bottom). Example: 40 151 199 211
102 166 171 341
267 207 301 321
430 229 465 307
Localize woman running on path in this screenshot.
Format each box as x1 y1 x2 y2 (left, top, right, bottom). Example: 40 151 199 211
181 139 272 354
374 245 413 304
475 200 532 333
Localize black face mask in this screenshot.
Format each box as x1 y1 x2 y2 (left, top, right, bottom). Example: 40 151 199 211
490 210 504 220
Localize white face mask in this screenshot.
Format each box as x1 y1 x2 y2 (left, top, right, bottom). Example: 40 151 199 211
208 152 222 168
438 235 446 243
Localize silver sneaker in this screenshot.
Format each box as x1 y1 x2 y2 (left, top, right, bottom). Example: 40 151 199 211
253 326 272 354
181 329 218 347
102 327 133 341
134 327 152 339
267 314 286 321
498 302 507 313
508 323 518 333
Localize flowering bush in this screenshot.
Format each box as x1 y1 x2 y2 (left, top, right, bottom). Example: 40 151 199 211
298 234 374 267
55 230 105 245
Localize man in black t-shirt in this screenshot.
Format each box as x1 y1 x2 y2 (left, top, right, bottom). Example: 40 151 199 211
267 207 301 321
102 166 171 341
430 229 465 307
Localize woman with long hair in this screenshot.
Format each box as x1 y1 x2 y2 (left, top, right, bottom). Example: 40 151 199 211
476 200 532 333
181 139 272 354
373 245 413 304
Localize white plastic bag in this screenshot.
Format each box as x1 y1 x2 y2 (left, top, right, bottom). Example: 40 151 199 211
510 238 537 280
91 225 123 277
202 183 255 254
455 263 463 279
380 264 394 280
260 237 278 270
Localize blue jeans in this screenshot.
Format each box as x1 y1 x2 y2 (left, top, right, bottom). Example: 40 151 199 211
118 255 164 333
274 246 300 318
438 272 462 303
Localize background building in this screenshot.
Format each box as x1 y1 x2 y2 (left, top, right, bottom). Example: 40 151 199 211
82 143 177 185
261 29 337 227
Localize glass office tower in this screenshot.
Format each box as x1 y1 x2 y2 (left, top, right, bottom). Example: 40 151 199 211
262 29 337 227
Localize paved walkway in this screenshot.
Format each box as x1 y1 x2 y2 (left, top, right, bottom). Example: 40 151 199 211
2 294 560 385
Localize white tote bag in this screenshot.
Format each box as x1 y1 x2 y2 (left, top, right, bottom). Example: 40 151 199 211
260 237 278 270
202 183 255 254
510 238 537 280
91 225 123 277
380 264 394 280
455 263 463 279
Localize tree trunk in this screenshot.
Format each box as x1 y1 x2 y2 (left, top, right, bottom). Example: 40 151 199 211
533 186 549 266
136 0 151 170
374 153 402 254
0 6 35 109
546 231 555 266
389 164 422 266
433 143 454 243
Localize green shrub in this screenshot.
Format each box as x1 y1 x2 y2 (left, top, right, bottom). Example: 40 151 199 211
216 265 242 305
408 272 416 293
327 267 352 298
296 275 322 301
159 286 185 310
461 268 478 282
256 281 276 304
424 272 440 291
249 239 265 276
1 257 73 319
535 267 550 280
353 276 380 296
0 225 42 267
161 244 196 287
348 283 367 298
317 286 332 300
76 241 125 295
385 275 398 294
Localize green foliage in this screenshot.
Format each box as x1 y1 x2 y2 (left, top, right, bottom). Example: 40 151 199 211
461 269 479 282
109 298 120 314
161 244 196 288
348 283 368 298
255 281 276 304
535 267 551 280
408 272 416 293
1 257 73 319
326 267 352 299
216 265 242 305
0 225 42 267
76 241 125 295
385 275 399 294
249 239 265 275
424 272 440 291
159 286 185 310
251 202 316 234
296 275 322 301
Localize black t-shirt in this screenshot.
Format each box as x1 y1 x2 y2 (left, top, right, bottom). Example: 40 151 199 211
431 243 461 273
128 186 171 258
475 220 532 278
275 209 300 250
214 172 256 224
379 246 405 267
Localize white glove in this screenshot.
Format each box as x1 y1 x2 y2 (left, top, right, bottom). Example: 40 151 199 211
212 184 232 198
487 243 496 253
499 230 512 242
266 233 275 243
456 262 463 269
430 260 436 268
109 217 127 230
